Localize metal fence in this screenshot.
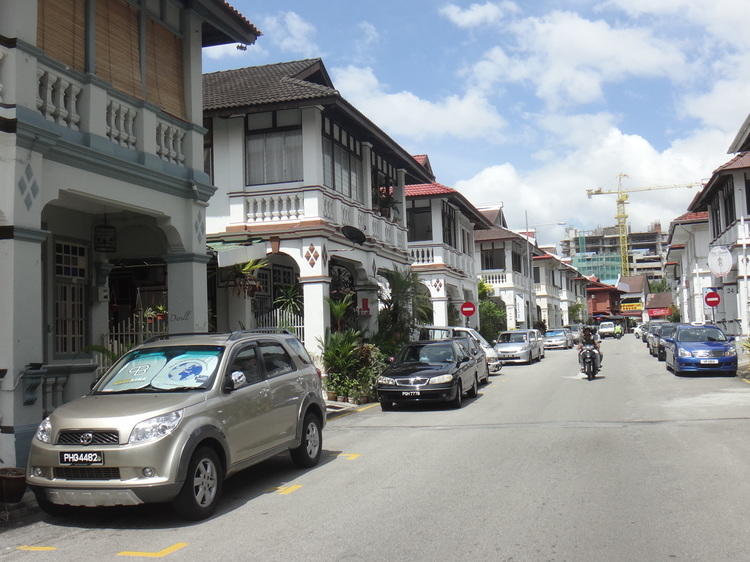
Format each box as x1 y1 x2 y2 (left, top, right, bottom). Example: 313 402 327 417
255 307 305 342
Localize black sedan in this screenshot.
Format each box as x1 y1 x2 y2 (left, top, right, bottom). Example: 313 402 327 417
376 340 478 410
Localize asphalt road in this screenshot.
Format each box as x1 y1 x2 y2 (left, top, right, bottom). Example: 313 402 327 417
5 335 750 561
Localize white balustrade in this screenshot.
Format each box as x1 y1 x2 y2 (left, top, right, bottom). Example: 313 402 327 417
246 193 304 222
371 218 383 239
36 64 82 130
321 194 336 221
0 50 5 103
341 205 353 226
156 120 186 165
106 97 138 149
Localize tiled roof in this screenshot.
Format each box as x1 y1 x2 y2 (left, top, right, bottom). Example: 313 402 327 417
714 152 750 173
203 59 337 111
475 227 521 241
617 275 647 293
673 211 708 222
646 292 673 309
413 155 428 166
405 183 456 197
217 1 262 37
669 244 685 249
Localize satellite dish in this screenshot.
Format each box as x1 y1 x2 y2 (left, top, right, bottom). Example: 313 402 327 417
708 245 733 276
342 225 366 245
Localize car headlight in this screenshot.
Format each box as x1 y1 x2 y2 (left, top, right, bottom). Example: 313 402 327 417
377 376 396 385
35 417 52 444
429 374 454 384
678 347 693 358
129 410 183 444
725 347 737 356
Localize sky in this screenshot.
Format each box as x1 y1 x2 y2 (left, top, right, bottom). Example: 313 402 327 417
203 0 750 246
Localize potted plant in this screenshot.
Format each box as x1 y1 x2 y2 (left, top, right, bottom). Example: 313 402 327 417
0 467 27 504
232 258 268 297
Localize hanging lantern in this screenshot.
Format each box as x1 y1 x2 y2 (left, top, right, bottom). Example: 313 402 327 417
94 223 117 253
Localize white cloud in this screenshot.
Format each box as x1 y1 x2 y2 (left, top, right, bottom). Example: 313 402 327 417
202 43 268 61
453 114 732 243
439 2 519 28
469 11 687 107
261 12 320 58
358 21 379 46
351 21 380 64
332 65 506 141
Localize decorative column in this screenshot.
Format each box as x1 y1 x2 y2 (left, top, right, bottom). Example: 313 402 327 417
361 142 373 209
302 106 324 187
301 278 330 359
395 169 407 228
356 284 379 338
166 252 211 333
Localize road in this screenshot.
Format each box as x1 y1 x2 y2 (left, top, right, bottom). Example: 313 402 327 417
5 335 750 560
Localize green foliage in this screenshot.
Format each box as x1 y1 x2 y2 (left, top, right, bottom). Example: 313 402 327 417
478 300 506 342
667 304 681 322
351 343 387 398
375 268 431 353
326 293 354 332
478 280 493 300
232 258 268 297
318 329 360 397
274 283 303 315
568 303 584 323
649 279 668 293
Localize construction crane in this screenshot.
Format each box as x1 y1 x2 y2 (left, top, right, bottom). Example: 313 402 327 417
586 174 703 277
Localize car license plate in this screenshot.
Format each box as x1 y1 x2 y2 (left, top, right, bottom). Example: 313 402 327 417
700 359 719 365
401 391 420 397
59 451 103 465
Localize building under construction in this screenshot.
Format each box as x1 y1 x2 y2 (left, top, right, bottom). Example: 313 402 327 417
560 223 668 285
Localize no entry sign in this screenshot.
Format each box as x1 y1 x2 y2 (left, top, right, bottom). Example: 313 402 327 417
460 301 476 317
704 291 721 307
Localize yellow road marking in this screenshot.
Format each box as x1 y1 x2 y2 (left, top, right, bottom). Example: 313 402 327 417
742 378 750 384
356 403 378 413
17 546 57 552
276 484 302 495
338 453 361 460
117 543 188 558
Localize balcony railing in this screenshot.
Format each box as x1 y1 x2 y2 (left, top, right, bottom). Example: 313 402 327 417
713 216 750 248
409 243 475 277
233 186 407 250
480 269 527 289
30 58 197 171
535 283 560 297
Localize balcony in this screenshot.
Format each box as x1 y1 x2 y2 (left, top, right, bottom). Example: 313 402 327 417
713 216 750 248
230 185 407 250
479 269 528 291
0 45 202 179
409 243 475 277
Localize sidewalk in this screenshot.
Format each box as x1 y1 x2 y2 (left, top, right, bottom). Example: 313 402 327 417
0 399 370 530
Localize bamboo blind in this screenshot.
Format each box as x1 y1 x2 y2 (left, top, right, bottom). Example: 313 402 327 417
95 0 142 99
37 0 86 71
145 19 185 119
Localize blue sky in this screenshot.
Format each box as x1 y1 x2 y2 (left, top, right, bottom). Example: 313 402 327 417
203 1 750 245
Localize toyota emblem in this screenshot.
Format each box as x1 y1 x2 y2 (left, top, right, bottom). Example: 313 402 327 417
79 432 93 445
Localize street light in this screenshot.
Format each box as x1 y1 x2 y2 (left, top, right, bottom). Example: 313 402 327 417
523 211 567 329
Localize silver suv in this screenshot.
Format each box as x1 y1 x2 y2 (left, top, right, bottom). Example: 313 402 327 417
26 330 325 520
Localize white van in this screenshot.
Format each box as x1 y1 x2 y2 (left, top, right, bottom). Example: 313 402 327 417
598 321 616 338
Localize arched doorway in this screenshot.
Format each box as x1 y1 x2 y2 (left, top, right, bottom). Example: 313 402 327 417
329 260 357 332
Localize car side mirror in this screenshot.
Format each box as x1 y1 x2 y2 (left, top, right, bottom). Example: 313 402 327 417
492 340 497 345
728 336 736 343
224 370 246 392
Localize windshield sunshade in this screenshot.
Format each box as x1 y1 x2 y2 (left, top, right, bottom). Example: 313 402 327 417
98 347 224 393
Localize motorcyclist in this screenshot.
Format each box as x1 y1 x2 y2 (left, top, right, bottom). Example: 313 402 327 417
614 323 623 338
578 326 601 374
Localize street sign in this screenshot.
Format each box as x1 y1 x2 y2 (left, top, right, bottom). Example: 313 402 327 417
704 291 721 307
460 301 476 317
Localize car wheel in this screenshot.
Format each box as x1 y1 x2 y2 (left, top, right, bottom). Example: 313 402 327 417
450 381 463 409
173 446 223 521
290 412 323 468
468 375 478 398
380 399 394 411
658 350 665 361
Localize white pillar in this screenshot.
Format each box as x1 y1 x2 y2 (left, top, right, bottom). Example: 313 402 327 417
301 278 330 358
395 169 407 228
357 285 379 339
302 106 324 187
166 253 210 333
361 142 373 209
432 297 449 326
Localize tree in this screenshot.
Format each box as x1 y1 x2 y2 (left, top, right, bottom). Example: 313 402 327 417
667 304 681 322
568 303 584 324
374 268 431 355
649 279 668 293
477 280 506 341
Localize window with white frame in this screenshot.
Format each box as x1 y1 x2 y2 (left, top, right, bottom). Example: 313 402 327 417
54 241 87 355
407 199 432 241
246 110 303 185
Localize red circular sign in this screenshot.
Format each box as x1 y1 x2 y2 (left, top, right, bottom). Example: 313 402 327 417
460 301 476 317
704 291 721 307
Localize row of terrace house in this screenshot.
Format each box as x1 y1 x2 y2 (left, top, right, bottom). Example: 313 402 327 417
202 59 489 350
476 210 588 330
0 0 260 467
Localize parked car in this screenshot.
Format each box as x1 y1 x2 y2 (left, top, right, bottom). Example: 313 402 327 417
567 324 584 343
655 323 678 361
646 321 668 353
543 328 574 349
26 331 326 520
598 321 616 338
454 336 490 385
377 339 480 410
663 323 737 376
414 326 502 374
494 329 544 364
633 323 645 339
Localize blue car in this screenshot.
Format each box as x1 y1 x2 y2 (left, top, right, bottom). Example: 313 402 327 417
663 324 737 376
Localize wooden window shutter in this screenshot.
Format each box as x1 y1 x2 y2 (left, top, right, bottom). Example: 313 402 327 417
37 0 86 72
145 19 185 119
95 0 142 99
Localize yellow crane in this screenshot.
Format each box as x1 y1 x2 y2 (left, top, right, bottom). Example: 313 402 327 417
586 174 703 277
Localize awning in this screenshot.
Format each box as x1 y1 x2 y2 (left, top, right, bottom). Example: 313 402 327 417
207 240 267 268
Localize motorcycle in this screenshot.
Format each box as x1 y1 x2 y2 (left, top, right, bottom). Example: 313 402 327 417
580 344 599 380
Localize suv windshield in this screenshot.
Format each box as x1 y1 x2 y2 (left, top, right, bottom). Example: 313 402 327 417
398 343 455 364
95 346 225 393
498 332 528 343
545 330 564 336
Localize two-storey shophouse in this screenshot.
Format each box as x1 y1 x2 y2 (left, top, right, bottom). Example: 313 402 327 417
202 59 434 354
405 177 491 327
0 0 258 466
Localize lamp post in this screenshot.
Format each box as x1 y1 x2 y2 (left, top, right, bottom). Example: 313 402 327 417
523 211 567 329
